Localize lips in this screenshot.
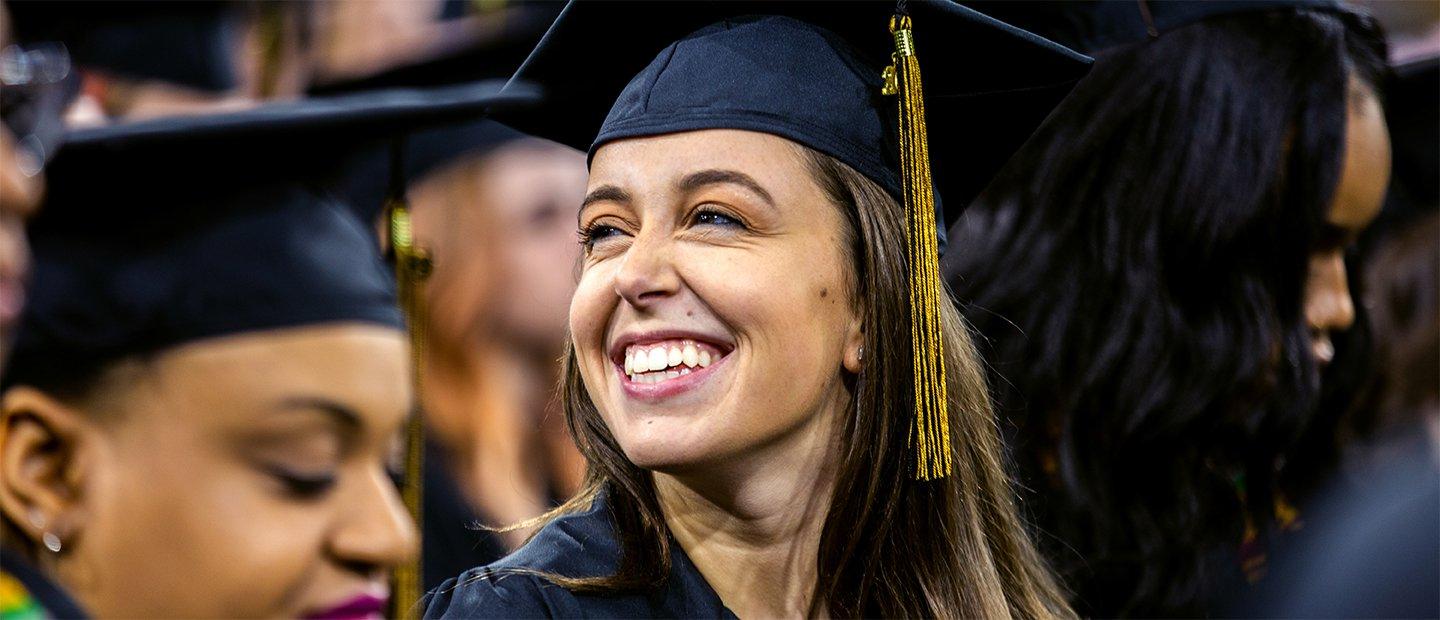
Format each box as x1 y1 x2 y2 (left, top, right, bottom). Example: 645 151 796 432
302 593 388 620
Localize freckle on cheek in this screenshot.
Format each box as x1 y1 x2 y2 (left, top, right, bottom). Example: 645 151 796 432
820 287 828 299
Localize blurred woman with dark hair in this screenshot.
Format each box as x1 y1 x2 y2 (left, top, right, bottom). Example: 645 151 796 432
945 2 1390 615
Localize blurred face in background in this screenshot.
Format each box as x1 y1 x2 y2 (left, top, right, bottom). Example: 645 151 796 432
484 141 588 357
1 325 416 618
1303 77 1389 367
410 139 587 358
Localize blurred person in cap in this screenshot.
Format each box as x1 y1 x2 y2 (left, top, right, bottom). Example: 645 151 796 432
0 82 531 618
353 120 588 590
423 1 1091 617
316 7 582 589
7 0 313 124
945 0 1390 615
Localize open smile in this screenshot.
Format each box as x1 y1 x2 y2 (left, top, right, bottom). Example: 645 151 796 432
609 333 733 401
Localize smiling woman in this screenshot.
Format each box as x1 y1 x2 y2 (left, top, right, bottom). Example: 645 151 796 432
422 2 1090 618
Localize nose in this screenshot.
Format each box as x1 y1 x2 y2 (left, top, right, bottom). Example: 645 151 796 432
613 229 680 308
1304 251 1355 334
328 467 418 574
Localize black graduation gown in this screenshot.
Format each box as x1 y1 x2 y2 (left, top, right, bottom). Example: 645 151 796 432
0 547 89 619
422 438 509 592
421 490 737 619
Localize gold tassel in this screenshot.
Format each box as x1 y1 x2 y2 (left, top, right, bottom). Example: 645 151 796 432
884 14 951 480
386 144 432 618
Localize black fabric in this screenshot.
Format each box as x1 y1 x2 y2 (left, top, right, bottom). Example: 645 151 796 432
962 0 1342 55
8 0 244 92
3 187 403 391
2 82 538 389
1237 433 1440 617
422 489 737 619
1 548 90 619
497 0 1090 236
337 119 532 225
421 438 509 593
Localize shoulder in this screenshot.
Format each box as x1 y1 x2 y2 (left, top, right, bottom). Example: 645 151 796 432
422 570 574 619
421 496 621 619
0 548 90 619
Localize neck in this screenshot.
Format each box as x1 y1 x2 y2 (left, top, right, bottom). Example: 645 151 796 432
655 405 839 619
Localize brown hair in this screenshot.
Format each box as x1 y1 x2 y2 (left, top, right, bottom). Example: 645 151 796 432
541 145 1072 619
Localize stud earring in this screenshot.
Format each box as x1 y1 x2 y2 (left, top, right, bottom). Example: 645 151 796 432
858 346 865 363
28 509 63 553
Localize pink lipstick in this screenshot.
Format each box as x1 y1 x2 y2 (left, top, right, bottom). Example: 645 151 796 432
303 593 389 620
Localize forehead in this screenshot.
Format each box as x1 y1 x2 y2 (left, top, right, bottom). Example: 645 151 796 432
1328 80 1391 231
588 129 813 192
136 325 410 420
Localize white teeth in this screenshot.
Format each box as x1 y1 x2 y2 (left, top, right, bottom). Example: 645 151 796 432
623 340 724 383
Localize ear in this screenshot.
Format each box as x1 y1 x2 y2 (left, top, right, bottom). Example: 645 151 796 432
0 386 95 551
842 314 866 374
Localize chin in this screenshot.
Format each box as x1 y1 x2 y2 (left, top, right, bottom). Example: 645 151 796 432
612 417 719 472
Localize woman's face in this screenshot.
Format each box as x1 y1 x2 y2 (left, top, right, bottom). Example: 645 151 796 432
1304 78 1390 366
573 130 862 475
62 325 414 619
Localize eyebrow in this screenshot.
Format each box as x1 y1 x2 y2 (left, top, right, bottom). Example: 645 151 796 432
679 169 775 207
275 396 363 435
581 185 632 211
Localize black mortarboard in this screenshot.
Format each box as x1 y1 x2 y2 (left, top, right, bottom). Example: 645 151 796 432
962 0 1343 55
499 0 1089 234
1 80 538 391
498 1 1089 480
337 119 533 223
8 0 245 92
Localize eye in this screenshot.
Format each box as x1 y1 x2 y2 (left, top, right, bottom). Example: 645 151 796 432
578 222 626 248
693 208 744 229
265 465 338 500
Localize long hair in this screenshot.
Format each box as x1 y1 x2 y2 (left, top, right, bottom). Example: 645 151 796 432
541 145 1072 619
943 8 1387 616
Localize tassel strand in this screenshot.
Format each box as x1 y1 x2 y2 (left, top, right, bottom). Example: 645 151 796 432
886 14 952 480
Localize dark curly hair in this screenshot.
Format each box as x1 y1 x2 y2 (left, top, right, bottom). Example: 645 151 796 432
943 7 1388 616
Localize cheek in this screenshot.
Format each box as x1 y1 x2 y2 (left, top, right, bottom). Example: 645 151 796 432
570 263 619 371
78 422 324 617
682 246 851 409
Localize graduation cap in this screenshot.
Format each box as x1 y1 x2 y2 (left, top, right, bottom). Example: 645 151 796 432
2 79 537 616
7 0 246 92
961 0 1344 55
496 0 1090 479
336 119 533 225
